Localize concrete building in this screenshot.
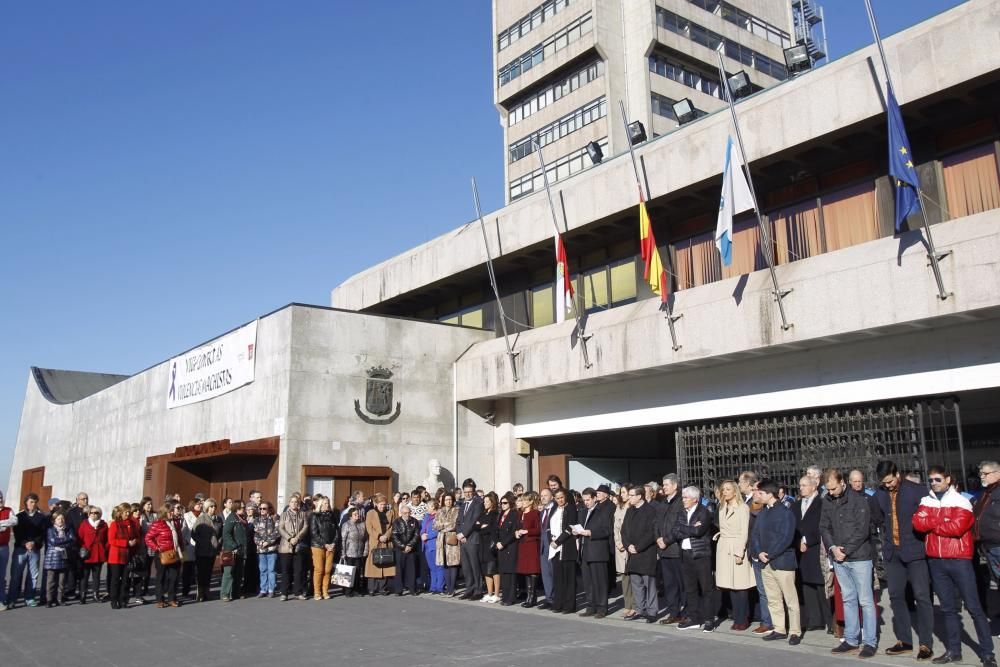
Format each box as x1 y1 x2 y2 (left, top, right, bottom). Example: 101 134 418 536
8 0 1000 509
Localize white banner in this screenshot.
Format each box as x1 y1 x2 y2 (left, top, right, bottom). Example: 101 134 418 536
166 320 257 409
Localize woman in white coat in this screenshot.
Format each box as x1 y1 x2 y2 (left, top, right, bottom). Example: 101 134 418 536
714 479 756 630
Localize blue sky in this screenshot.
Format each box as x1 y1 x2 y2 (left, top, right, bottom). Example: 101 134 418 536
0 1 967 493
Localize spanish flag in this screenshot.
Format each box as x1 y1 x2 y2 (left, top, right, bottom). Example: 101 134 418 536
555 235 574 323
639 189 668 302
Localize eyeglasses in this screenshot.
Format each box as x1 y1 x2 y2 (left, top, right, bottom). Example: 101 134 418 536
500 501 509 505
928 477 944 483
981 470 999 478
89 512 100 516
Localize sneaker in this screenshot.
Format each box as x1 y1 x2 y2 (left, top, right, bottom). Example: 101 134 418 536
886 642 914 656
703 622 717 633
859 646 877 659
257 592 267 598
677 620 704 630
832 642 861 655
131 597 144 605
981 656 997 667
25 600 38 608
917 646 933 661
297 594 307 600
763 632 789 641
931 654 962 665
280 594 289 601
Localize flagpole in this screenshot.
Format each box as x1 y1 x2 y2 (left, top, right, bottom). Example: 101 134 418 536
534 140 593 369
863 0 951 300
618 100 682 351
471 177 519 382
715 49 792 331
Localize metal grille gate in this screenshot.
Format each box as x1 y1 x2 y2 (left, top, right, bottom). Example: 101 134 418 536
675 398 964 495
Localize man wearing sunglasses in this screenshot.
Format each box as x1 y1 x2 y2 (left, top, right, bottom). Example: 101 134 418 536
913 466 996 667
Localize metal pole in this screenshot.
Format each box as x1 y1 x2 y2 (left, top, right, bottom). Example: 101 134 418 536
617 100 682 351
863 0 951 300
534 140 593 368
715 50 792 330
471 177 519 382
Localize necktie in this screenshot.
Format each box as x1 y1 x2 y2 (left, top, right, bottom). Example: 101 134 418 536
891 490 900 546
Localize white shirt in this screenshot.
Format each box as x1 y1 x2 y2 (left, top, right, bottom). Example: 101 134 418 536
681 506 696 550
549 507 564 559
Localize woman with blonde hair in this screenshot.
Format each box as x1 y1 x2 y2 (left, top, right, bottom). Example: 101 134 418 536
715 479 755 630
309 496 339 600
515 491 541 607
433 491 461 595
107 503 138 609
364 492 395 595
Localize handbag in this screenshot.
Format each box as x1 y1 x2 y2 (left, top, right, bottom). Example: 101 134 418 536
159 549 180 566
372 547 395 568
445 532 459 547
220 550 235 567
79 547 90 560
332 559 356 588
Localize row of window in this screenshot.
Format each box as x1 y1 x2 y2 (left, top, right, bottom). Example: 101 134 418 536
507 59 604 128
656 8 787 81
686 0 792 49
509 138 608 201
508 97 607 163
648 52 722 99
498 13 593 87
497 0 572 52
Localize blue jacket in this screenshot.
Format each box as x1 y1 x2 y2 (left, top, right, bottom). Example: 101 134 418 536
750 502 797 571
44 526 76 570
874 479 926 563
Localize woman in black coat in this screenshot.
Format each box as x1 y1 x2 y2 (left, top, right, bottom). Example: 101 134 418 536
496 492 520 605
549 488 579 613
476 492 501 602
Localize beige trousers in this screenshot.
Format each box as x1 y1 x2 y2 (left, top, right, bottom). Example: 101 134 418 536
762 565 801 635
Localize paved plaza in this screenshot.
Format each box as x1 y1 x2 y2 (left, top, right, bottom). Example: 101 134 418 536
1 589 997 667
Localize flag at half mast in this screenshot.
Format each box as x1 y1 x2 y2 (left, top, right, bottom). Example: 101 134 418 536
715 136 754 267
886 82 921 232
638 188 668 302
554 235 574 323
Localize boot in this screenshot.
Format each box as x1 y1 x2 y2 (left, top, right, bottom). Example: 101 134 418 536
521 575 537 608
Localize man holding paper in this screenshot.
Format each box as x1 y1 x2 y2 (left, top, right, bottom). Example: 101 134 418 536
574 487 613 619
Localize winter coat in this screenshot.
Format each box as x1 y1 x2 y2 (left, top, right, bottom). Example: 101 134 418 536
13 509 47 550
278 509 309 554
107 519 137 566
477 510 500 566
912 486 974 559
192 512 220 557
973 481 1000 548
874 479 927 563
0 506 13 548
749 502 797 571
621 501 658 575
579 503 612 563
549 502 579 562
310 510 341 550
421 513 438 556
253 514 279 554
222 514 249 555
144 518 181 557
44 526 75 570
613 504 628 574
715 501 755 589
657 493 685 558
78 520 109 564
340 519 368 559
364 508 396 578
820 489 873 562
672 503 713 560
797 494 825 585
391 516 420 551
515 508 541 575
433 506 461 567
496 510 519 574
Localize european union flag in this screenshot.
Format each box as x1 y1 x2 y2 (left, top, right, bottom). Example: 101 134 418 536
887 82 921 232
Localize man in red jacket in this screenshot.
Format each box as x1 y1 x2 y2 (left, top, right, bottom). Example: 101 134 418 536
0 490 15 609
913 465 996 667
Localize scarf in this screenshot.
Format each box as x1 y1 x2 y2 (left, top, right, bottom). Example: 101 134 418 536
88 517 100 529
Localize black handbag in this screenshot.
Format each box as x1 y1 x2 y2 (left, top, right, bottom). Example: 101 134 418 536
372 547 395 568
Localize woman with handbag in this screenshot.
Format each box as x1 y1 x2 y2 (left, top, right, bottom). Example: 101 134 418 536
339 506 367 597
221 500 248 601
278 494 310 600
309 496 339 600
496 492 520 605
254 501 280 598
107 503 138 609
421 499 445 594
364 493 396 595
144 503 183 608
77 505 109 604
434 492 461 596
515 491 541 607
477 492 501 603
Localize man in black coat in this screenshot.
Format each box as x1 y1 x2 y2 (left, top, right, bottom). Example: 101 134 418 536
575 487 612 619
796 474 829 632
621 484 658 623
874 460 933 660
65 491 89 599
456 478 485 600
672 486 716 631
657 473 686 624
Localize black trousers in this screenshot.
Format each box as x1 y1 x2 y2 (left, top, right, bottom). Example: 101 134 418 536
155 561 179 602
801 581 831 630
181 560 196 597
886 554 934 648
659 556 685 616
445 566 459 594
107 564 129 606
553 559 577 612
343 556 365 595
729 588 750 625
460 541 483 595
680 551 716 624
243 550 259 595
582 560 609 612
195 556 215 599
81 563 103 600
279 551 307 596
501 572 518 604
394 549 417 594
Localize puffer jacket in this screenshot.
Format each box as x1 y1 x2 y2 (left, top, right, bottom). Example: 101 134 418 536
144 518 181 557
820 488 873 561
309 510 341 549
912 486 974 559
254 514 280 554
44 526 76 570
391 516 421 550
0 506 13 547
671 503 712 559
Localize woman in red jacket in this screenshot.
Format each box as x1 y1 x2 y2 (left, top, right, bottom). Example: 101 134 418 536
107 503 138 610
77 506 109 604
515 491 541 607
144 503 183 608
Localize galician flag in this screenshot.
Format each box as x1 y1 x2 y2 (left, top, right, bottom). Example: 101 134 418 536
638 188 668 302
715 136 754 266
555 235 574 323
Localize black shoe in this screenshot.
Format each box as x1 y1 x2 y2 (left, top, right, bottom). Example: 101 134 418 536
646 616 656 624
677 620 703 630
886 642 914 656
595 612 606 619
627 614 648 622
832 642 861 655
537 601 552 610
916 647 933 661
981 657 997 667
46 602 57 608
859 646 877 659
931 655 962 665
703 622 717 633
79 597 87 605
764 632 789 641
459 592 473 600
789 635 801 646
579 609 595 618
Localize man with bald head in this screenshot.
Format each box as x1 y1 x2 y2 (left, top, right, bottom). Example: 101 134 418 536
797 474 829 632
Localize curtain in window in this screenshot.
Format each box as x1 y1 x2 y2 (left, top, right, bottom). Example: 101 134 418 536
722 218 771 279
674 231 720 290
820 182 878 252
942 144 1000 219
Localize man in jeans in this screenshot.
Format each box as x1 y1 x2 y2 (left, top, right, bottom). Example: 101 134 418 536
0 490 15 610
914 466 996 667
820 469 877 659
7 493 47 609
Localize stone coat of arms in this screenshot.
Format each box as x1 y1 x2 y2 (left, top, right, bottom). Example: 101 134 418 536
354 365 401 425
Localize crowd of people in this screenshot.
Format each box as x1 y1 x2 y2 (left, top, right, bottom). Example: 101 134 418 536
0 460 998 667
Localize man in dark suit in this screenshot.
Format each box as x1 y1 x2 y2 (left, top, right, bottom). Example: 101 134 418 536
657 473 686 625
621 484 658 623
537 488 556 609
797 473 830 632
576 487 612 619
874 460 934 660
672 486 717 631
456 478 484 600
